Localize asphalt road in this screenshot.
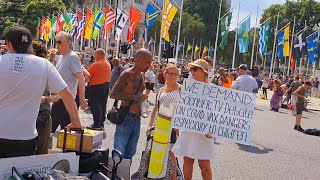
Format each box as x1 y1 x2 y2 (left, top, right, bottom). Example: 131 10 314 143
54 90 320 180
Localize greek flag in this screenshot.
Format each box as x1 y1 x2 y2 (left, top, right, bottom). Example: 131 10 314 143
258 21 270 56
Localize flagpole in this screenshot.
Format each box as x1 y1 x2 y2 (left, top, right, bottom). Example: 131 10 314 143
269 12 279 78
213 0 223 70
299 20 307 75
183 37 185 62
153 32 156 57
173 36 177 57
208 41 211 56
73 4 78 51
250 6 259 69
157 0 166 62
287 17 296 76
313 28 319 77
283 56 287 76
175 0 184 60
199 39 202 59
80 7 85 51
232 1 240 69
191 38 194 61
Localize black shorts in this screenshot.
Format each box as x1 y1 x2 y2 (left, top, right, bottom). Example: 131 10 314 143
145 82 154 90
296 102 304 115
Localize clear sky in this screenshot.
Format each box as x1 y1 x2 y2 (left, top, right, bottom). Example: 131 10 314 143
230 0 320 30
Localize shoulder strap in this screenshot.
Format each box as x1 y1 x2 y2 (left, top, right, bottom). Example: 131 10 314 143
127 74 143 108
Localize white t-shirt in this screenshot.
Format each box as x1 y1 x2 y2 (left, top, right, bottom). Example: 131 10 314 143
0 53 67 140
231 74 258 93
145 70 157 83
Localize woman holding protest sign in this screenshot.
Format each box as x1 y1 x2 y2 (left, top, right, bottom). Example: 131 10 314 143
146 64 181 179
172 59 214 180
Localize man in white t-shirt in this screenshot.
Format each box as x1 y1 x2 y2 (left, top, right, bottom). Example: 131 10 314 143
0 26 82 158
231 64 258 93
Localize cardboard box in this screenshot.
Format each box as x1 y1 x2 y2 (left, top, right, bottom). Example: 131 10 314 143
57 129 104 153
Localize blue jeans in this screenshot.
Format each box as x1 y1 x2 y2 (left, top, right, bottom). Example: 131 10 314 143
114 113 141 160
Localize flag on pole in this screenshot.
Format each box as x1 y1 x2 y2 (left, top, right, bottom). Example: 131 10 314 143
127 5 143 43
50 16 57 40
68 13 77 36
220 13 232 50
84 9 94 40
92 9 105 40
145 3 158 32
258 21 270 55
194 45 200 60
283 26 290 57
35 18 41 40
77 11 86 39
290 54 295 69
277 30 285 59
44 18 51 41
56 15 64 35
293 32 307 59
161 0 178 42
202 46 208 58
187 43 192 51
178 43 184 52
63 14 71 31
103 7 115 40
115 8 129 38
148 38 155 51
306 33 319 63
40 17 46 40
238 16 251 53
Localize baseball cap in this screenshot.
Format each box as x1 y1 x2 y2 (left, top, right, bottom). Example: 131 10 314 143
236 64 248 71
6 26 32 53
188 59 209 73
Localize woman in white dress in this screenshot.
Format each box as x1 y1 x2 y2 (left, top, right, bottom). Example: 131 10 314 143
147 64 181 180
172 59 214 180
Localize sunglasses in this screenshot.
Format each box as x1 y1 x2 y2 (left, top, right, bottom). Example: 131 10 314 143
189 66 200 72
55 40 62 44
166 72 179 76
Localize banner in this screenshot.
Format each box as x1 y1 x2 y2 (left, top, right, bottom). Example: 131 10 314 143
258 21 270 55
306 33 319 63
172 79 256 145
238 16 251 53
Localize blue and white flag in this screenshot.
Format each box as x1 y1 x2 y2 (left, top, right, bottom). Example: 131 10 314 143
258 21 271 56
68 13 77 36
306 33 319 63
77 13 86 39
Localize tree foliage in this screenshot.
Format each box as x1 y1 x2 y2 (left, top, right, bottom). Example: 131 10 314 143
0 0 66 39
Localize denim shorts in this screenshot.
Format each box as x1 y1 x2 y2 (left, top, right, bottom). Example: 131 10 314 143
114 113 141 160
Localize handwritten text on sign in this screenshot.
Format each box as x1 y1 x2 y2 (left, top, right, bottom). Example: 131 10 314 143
172 79 256 145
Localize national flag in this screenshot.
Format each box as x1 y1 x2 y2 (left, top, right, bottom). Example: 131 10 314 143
293 32 307 59
127 5 143 43
92 9 105 40
220 13 232 50
187 43 192 51
209 47 214 58
306 33 319 63
76 11 86 39
145 3 158 32
283 26 290 57
40 17 46 40
84 9 94 40
35 18 41 40
115 8 129 39
202 46 208 58
68 13 77 36
161 0 178 42
178 43 184 52
103 7 115 40
50 16 57 40
44 18 51 41
63 14 71 31
194 45 200 60
56 15 65 34
238 16 251 53
277 30 285 59
259 21 270 55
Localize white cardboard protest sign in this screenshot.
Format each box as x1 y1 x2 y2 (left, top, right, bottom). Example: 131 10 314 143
172 79 256 145
0 153 79 180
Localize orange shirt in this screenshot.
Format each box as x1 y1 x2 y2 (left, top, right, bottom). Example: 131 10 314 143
87 60 111 85
223 77 233 88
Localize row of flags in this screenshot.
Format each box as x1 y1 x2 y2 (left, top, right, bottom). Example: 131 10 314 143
36 2 161 44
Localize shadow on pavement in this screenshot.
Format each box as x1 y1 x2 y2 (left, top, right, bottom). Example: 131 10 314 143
236 143 273 154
